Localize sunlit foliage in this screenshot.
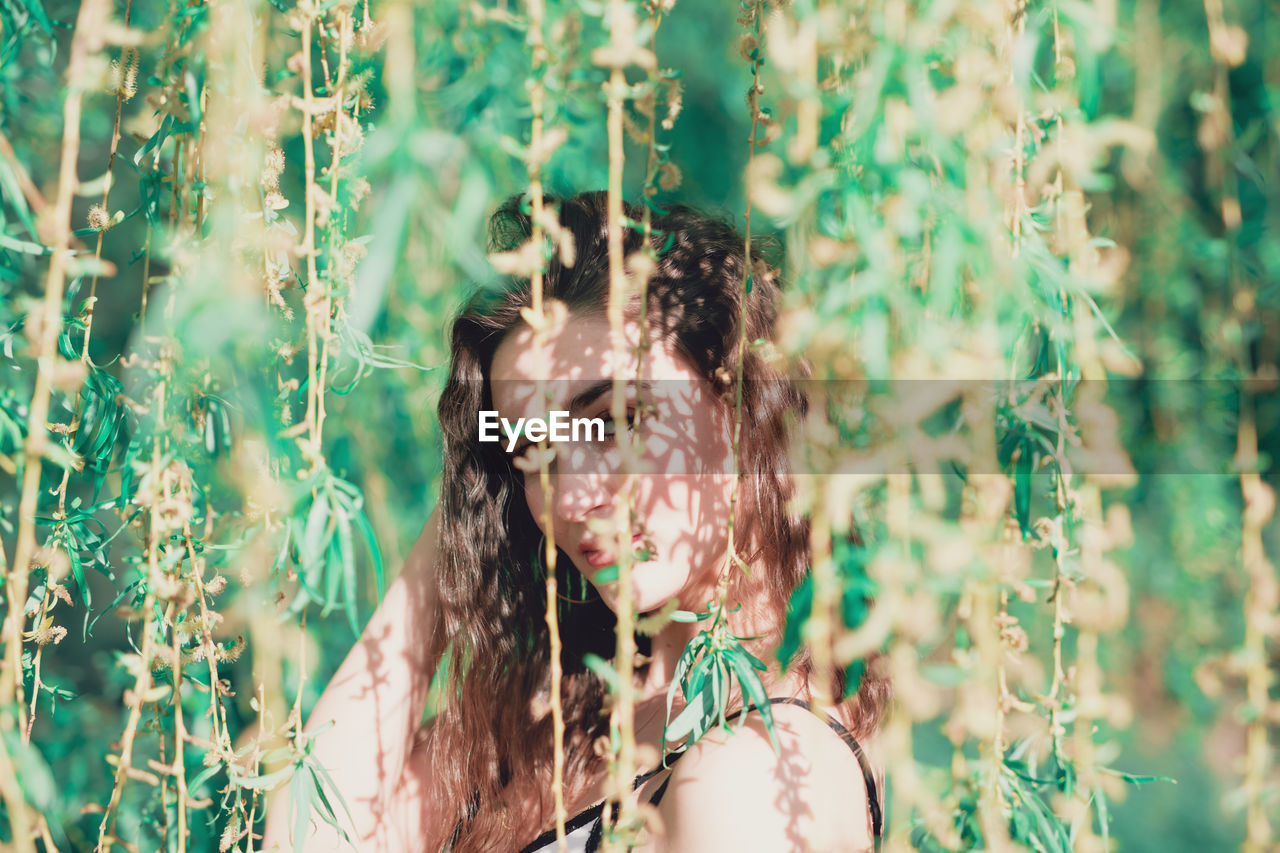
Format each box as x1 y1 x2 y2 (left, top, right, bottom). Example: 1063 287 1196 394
0 0 1275 851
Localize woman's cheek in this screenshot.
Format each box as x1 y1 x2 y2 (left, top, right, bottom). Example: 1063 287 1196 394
522 478 546 529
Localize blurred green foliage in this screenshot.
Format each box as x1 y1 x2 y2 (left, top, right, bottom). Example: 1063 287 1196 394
0 0 1275 850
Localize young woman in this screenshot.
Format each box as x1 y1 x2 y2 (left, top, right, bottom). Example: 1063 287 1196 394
262 191 891 853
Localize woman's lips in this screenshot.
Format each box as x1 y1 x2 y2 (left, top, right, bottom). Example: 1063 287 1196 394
581 533 645 570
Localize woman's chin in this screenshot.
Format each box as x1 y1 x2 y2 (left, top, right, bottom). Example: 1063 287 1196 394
597 589 672 617
594 577 682 618
588 557 715 618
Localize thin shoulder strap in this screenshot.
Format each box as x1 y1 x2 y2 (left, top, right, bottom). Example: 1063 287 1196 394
644 697 883 848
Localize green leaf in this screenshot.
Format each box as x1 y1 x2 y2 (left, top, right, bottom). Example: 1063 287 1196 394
290 762 316 851
334 503 360 636
273 520 295 578
777 574 813 669
88 578 143 636
668 609 706 623
1094 785 1110 848
349 508 385 597
665 633 708 742
0 232 51 255
306 754 357 845
726 650 779 754
229 762 296 792
1097 766 1176 786
664 676 717 746
134 113 175 167
300 489 333 589
3 727 56 813
684 652 714 699
188 760 224 792
740 645 768 672
1014 443 1033 538
65 534 87 609
843 658 866 699
324 532 343 615
710 657 729 733
583 653 620 691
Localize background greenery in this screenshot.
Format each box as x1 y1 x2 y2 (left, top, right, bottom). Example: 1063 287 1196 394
0 0 1275 850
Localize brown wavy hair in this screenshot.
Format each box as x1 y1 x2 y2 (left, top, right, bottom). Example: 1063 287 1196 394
416 190 891 852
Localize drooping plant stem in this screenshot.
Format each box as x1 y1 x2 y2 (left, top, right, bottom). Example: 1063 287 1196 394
81 0 136 357
523 0 569 845
631 0 672 472
719 0 765 629
1200 2 1277 847
300 11 326 469
98 439 166 852
601 32 640 848
0 0 113 847
1 0 110 720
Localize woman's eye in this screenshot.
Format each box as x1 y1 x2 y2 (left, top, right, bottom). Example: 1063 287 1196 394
513 443 556 475
599 408 638 439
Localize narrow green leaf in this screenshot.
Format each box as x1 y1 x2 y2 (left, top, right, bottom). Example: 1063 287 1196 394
1097 766 1176 785
1015 443 1033 537
334 505 360 636
668 609 703 623
230 762 295 792
307 755 357 844
0 233 51 255
664 681 716 746
300 489 332 577
727 651 779 754
349 508 385 597
777 574 813 668
684 653 714 699
290 762 316 852
583 653 620 691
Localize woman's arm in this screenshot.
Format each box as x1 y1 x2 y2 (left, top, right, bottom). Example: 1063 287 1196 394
261 507 443 853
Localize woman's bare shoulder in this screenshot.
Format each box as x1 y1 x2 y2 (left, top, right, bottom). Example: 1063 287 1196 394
652 702 876 853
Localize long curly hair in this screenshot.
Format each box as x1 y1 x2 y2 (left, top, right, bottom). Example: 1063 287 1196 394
416 190 891 852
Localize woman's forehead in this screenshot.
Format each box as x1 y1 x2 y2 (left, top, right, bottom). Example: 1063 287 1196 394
488 313 702 416
490 313 696 381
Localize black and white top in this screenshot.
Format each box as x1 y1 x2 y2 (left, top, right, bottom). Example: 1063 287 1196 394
518 697 884 853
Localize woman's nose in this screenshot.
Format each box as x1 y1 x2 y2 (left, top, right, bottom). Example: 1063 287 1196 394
551 445 618 522
552 470 615 522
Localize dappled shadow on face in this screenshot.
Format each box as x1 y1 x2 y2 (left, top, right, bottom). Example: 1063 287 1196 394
488 314 741 616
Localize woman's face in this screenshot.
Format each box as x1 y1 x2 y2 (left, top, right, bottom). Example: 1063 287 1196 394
489 309 737 615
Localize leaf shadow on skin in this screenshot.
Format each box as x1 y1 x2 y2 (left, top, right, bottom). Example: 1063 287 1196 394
762 706 875 853
353 620 394 833
770 719 812 853
286 539 439 852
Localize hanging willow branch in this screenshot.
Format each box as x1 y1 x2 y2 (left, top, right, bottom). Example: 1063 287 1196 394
521 0 570 846
600 0 641 844
2 0 1271 851
1200 2 1277 849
